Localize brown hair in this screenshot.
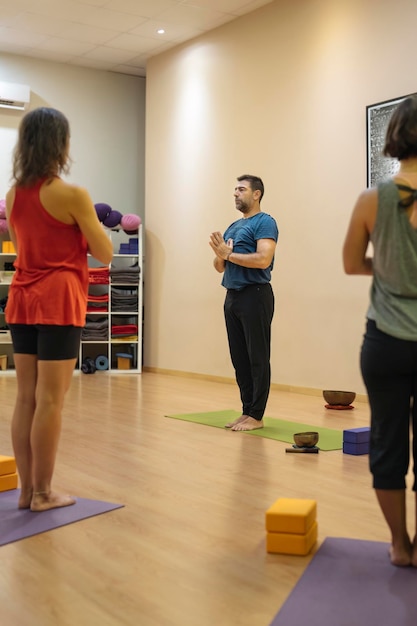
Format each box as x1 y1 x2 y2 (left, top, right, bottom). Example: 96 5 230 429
237 174 264 201
12 107 71 187
383 95 417 161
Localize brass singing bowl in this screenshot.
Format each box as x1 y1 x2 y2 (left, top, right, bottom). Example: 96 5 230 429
293 431 319 448
323 390 356 406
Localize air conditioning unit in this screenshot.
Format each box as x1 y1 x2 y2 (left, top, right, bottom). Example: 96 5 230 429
0 81 30 111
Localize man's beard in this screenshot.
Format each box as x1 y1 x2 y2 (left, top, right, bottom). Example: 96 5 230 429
235 200 250 214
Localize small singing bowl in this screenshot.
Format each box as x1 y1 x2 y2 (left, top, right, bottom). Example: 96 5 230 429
293 431 319 448
323 390 356 406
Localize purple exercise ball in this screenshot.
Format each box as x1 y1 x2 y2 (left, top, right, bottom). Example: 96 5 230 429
94 203 112 223
103 210 123 229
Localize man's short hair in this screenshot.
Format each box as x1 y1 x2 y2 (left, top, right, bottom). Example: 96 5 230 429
237 175 264 201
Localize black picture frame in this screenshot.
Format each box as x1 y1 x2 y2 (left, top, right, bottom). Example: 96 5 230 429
366 93 414 188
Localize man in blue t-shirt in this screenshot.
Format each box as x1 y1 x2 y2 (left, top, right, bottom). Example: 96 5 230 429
209 175 278 431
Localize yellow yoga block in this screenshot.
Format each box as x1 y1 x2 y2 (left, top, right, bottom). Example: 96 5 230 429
116 353 132 370
266 521 318 555
0 455 16 477
266 498 317 534
1 241 16 253
0 472 18 492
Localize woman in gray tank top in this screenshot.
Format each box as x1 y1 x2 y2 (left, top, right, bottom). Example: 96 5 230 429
344 95 417 568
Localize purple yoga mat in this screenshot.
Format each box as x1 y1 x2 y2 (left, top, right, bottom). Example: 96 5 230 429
0 489 124 546
270 537 417 626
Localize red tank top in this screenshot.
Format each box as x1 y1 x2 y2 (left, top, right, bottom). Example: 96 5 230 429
6 179 89 326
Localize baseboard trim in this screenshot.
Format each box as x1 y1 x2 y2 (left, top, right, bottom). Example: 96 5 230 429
142 367 368 403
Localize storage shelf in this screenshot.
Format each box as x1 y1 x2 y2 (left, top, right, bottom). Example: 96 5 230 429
81 227 142 373
0 226 143 373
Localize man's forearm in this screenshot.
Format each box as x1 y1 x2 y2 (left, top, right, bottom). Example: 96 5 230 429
227 251 271 270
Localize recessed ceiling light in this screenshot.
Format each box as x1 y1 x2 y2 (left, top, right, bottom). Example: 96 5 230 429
157 29 165 35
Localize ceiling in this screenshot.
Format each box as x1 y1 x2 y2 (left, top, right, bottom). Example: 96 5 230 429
0 0 273 77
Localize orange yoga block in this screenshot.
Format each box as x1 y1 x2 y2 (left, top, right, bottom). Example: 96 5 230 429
1 241 16 253
266 521 318 555
0 472 18 492
266 498 317 534
116 353 132 370
0 455 16 477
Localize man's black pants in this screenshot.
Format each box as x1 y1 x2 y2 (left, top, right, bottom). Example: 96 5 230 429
224 283 274 420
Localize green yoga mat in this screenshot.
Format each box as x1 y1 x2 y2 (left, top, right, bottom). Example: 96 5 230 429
166 410 343 451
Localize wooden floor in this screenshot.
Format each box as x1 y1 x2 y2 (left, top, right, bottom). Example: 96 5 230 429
0 371 413 626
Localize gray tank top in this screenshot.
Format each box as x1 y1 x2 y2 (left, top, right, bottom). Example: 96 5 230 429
367 179 417 340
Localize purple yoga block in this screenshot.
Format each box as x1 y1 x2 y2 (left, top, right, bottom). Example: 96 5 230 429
343 427 370 444
343 441 369 456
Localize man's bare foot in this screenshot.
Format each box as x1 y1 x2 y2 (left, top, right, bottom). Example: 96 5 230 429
225 414 249 428
231 417 264 431
18 487 33 510
389 543 412 567
30 491 76 512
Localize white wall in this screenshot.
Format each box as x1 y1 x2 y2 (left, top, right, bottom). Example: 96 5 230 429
144 0 417 395
0 54 145 226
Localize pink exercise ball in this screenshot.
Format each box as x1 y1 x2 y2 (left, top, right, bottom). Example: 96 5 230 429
121 214 141 234
0 199 5 219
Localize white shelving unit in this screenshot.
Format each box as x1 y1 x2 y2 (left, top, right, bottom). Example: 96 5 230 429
0 227 143 374
80 226 143 374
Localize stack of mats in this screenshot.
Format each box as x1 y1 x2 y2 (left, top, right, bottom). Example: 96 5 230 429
0 455 17 492
110 288 138 312
110 264 140 284
111 324 138 340
88 267 109 284
87 293 109 312
266 498 317 555
343 427 370 456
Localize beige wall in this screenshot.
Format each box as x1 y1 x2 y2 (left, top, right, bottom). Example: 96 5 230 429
144 0 417 395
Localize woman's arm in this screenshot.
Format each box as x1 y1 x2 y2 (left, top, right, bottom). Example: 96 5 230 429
68 186 113 265
5 188 18 254
343 188 377 276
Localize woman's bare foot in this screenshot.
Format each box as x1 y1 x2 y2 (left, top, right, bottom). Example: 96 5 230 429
225 414 249 428
389 542 412 567
411 537 417 567
30 491 76 512
18 487 33 509
231 417 264 431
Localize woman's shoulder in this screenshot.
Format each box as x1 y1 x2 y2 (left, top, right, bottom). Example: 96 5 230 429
43 178 90 204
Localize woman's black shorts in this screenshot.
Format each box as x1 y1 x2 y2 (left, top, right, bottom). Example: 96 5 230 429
8 324 82 360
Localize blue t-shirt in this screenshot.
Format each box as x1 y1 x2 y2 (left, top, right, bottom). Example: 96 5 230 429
221 212 278 290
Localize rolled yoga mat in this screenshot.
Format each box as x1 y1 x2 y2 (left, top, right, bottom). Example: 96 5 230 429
95 355 109 370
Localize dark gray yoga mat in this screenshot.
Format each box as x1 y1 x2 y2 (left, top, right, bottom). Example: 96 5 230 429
270 537 417 626
0 489 124 545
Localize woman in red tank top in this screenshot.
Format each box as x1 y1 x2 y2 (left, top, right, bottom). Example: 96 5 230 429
5 107 113 512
